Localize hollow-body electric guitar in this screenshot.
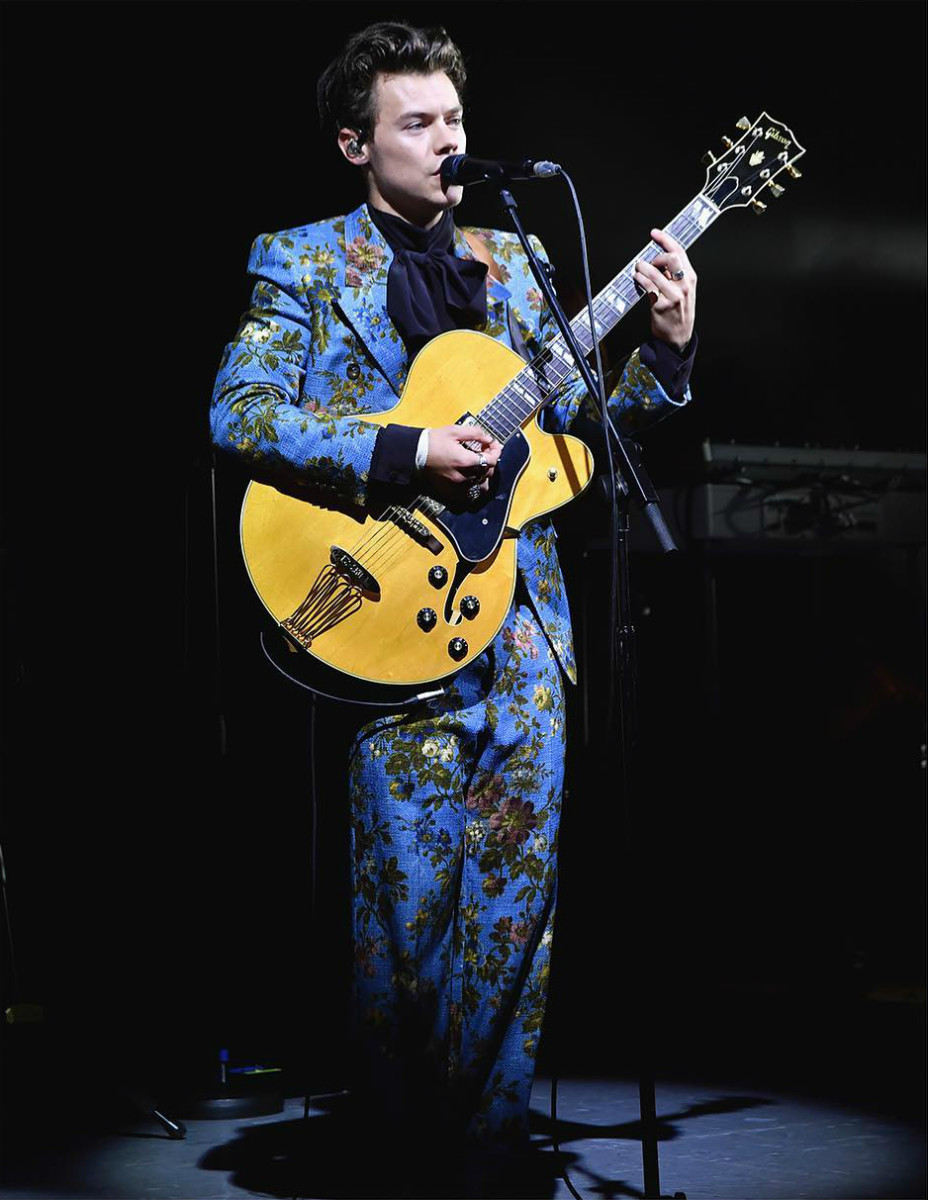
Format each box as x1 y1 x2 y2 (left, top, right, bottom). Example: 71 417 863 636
241 113 805 702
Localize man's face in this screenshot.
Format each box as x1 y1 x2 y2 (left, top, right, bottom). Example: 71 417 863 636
360 70 466 226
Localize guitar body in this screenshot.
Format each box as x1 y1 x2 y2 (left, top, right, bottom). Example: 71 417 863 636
241 330 594 697
234 112 806 702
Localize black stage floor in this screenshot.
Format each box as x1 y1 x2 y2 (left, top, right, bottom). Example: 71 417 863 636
1 1074 923 1200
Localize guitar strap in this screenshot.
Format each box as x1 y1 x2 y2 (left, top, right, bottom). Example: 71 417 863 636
461 228 532 366
507 304 532 364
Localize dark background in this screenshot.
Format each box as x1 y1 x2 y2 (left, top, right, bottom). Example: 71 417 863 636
1 0 924 1134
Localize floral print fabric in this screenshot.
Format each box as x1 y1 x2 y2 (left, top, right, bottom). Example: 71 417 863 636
210 203 692 684
347 599 565 1157
209 203 693 1181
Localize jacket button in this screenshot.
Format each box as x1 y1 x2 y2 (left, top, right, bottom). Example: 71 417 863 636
346 362 361 380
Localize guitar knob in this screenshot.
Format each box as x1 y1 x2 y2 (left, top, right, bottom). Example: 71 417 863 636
460 596 480 619
768 183 785 198
735 116 752 131
785 163 803 180
750 198 768 215
417 608 437 632
701 150 717 167
721 135 734 150
428 566 448 588
448 637 468 662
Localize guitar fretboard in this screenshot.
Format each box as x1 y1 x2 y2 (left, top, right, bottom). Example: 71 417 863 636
476 192 721 442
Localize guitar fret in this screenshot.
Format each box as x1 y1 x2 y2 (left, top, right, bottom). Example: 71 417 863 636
476 190 723 445
526 360 559 393
477 411 507 442
483 377 539 438
496 387 526 418
547 339 576 369
503 393 533 426
602 289 627 315
568 324 591 350
510 380 539 407
485 406 520 439
691 195 718 231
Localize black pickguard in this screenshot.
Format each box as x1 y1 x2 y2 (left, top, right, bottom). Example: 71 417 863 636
432 431 529 562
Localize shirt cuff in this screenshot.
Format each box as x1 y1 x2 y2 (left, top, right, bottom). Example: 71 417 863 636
368 423 423 486
639 332 698 403
415 428 430 472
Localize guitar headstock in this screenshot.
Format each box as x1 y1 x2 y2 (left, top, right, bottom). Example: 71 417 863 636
702 113 806 214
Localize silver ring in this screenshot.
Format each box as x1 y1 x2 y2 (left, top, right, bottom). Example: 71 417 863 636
477 453 488 469
671 269 685 281
467 484 481 502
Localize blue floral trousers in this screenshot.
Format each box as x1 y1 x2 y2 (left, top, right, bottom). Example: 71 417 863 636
346 595 567 1161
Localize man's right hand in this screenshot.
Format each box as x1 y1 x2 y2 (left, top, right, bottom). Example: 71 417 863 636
422 424 502 502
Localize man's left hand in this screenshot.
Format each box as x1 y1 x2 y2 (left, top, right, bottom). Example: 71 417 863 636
634 228 697 353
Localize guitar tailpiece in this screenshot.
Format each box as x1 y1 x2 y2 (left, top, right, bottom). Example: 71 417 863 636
284 564 363 646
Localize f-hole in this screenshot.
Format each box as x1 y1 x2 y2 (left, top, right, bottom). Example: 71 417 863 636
443 561 472 625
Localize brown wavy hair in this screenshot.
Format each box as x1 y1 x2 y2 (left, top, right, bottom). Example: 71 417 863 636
317 21 466 147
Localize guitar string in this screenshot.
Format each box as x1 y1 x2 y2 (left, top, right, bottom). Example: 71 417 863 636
345 141 803 600
344 263 625 571
334 139 792 582
341 347 574 568
344 203 707 578
354 379 577 581
294 123 803 627
351 374 579 583
342 213 705 584
340 205 708 581
348 349 595 583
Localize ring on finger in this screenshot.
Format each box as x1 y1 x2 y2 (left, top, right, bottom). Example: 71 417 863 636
671 269 685 280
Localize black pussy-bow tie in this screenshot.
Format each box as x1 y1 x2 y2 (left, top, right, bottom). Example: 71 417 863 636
367 205 489 357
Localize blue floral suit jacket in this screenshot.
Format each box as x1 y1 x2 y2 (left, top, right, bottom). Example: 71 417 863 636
210 203 692 685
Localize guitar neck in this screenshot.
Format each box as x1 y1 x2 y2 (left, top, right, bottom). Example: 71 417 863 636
477 192 721 442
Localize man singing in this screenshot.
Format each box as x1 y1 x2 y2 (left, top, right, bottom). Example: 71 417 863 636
211 19 696 1196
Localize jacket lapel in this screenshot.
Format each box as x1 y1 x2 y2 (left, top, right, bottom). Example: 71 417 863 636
334 205 408 396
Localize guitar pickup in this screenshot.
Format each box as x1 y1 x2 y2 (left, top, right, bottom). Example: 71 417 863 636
456 411 504 443
389 506 444 555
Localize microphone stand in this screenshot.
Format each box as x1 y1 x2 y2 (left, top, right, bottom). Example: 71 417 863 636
494 184 681 1200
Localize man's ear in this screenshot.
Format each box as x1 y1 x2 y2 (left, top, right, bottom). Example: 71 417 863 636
338 129 367 165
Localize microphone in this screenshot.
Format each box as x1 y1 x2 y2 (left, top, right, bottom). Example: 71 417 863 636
440 155 561 187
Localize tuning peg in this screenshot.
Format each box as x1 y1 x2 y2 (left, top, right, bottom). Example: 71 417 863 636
702 150 717 166
785 162 803 179
735 116 752 131
768 183 785 198
721 136 734 150
750 198 767 215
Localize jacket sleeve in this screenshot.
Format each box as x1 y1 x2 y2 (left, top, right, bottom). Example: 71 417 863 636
523 235 695 438
210 235 387 507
